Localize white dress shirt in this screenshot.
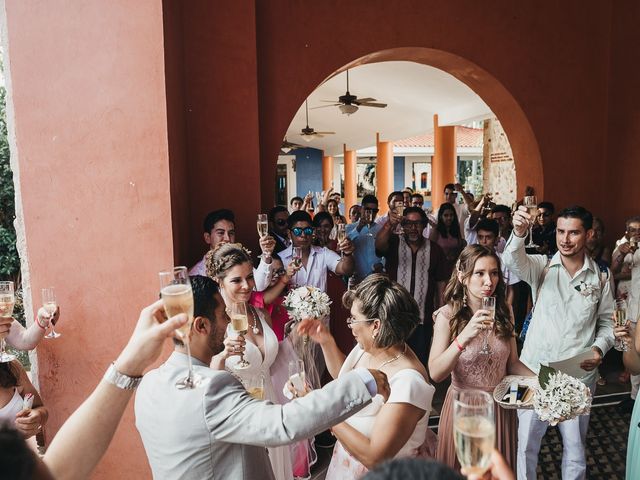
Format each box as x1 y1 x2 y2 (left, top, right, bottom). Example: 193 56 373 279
189 254 272 291
501 233 614 385
280 245 340 293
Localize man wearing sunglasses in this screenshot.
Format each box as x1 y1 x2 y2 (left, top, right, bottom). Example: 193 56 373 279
346 195 384 281
268 205 290 254
280 211 355 293
531 201 557 255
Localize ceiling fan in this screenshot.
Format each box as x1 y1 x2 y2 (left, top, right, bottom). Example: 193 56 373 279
300 100 335 142
280 137 303 154
315 70 388 115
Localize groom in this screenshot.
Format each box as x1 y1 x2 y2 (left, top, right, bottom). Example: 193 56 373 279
375 206 448 365
135 275 388 480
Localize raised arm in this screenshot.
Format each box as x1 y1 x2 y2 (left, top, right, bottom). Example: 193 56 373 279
6 307 58 351
501 207 548 287
44 301 187 480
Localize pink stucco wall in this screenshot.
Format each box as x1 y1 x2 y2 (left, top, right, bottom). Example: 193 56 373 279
2 1 173 477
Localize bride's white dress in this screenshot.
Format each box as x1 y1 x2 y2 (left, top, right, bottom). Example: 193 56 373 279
225 307 293 480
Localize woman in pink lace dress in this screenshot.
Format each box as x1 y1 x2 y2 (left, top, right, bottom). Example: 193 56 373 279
429 245 533 471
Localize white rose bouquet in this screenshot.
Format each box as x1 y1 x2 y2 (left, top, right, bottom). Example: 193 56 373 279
282 285 331 323
533 365 592 426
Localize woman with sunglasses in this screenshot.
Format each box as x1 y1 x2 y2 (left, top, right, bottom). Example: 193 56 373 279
297 274 435 478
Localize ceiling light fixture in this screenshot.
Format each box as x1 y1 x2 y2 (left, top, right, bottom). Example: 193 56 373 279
302 135 314 143
281 146 292 153
339 104 358 115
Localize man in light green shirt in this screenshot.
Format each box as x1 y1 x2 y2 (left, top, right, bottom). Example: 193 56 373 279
502 205 614 480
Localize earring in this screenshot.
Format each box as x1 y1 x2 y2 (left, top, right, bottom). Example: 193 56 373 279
462 289 468 307
372 332 377 340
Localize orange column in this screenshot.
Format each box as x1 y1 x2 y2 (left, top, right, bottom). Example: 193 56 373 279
431 114 457 208
343 145 357 213
376 133 394 215
322 154 333 190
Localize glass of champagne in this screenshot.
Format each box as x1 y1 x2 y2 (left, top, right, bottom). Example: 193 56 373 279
393 200 405 234
0 281 17 363
288 359 306 397
228 301 251 369
257 214 269 238
454 389 495 477
336 223 347 257
291 246 303 287
42 287 61 339
613 298 629 352
523 196 539 248
159 266 199 389
480 296 496 355
246 374 265 400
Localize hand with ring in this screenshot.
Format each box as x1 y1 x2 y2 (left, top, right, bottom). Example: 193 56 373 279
222 335 245 360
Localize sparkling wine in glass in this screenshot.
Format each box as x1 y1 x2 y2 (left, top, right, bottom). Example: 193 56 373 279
229 302 251 370
523 196 539 248
288 359 306 396
159 266 199 389
246 374 265 400
336 223 347 257
613 298 629 352
454 389 495 477
257 214 269 238
0 281 17 363
42 287 61 339
480 296 496 355
291 247 303 287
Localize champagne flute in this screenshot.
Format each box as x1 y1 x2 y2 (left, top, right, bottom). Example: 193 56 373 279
613 298 629 352
336 223 347 257
228 301 251 369
480 296 496 355
288 359 306 397
257 214 269 238
523 196 539 248
159 266 199 389
291 246 303 287
0 281 17 363
246 374 265 400
42 287 61 339
454 389 495 477
393 200 405 235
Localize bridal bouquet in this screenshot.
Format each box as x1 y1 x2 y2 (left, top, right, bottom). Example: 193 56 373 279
282 285 331 322
533 365 591 426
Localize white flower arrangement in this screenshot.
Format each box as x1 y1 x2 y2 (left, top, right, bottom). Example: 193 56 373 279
282 285 332 323
574 281 599 302
533 365 591 426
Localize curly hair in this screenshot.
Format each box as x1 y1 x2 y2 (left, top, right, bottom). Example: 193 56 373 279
443 244 513 341
205 242 253 280
342 274 420 349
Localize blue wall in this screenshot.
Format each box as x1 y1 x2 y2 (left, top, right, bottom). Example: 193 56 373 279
394 156 405 191
294 148 323 198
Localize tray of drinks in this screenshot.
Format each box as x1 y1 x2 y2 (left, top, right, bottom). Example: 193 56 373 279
493 375 537 410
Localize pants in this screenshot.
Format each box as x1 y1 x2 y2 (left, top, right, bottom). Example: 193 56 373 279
517 383 596 480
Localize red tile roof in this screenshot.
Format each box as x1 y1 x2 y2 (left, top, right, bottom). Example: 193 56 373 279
394 126 483 148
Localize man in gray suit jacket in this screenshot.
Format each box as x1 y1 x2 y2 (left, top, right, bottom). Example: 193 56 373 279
135 276 388 480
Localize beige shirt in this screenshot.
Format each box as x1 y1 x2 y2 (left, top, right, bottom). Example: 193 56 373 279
502 234 614 385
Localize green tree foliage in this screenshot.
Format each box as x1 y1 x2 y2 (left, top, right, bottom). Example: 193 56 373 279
0 72 20 281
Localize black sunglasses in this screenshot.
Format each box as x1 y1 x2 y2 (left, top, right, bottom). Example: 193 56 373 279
291 227 314 237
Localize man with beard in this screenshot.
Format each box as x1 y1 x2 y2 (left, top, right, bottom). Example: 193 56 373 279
502 205 614 480
375 206 448 365
135 276 388 480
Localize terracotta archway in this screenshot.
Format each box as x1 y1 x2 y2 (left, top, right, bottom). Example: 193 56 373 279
261 47 543 208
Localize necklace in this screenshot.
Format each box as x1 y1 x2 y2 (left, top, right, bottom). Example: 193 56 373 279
248 306 260 335
373 344 407 370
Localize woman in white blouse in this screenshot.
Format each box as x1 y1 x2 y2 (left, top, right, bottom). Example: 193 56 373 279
298 274 435 478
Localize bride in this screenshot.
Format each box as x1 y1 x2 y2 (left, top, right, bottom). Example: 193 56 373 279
206 243 294 480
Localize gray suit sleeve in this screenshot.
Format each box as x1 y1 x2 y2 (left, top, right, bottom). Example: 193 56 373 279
204 370 372 447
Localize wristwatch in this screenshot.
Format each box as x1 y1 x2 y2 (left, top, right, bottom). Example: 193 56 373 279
103 363 143 390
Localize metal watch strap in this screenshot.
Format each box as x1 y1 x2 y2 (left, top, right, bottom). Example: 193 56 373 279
103 363 143 390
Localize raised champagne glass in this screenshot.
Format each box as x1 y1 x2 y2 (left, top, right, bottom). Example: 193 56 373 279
480 296 496 355
257 214 269 239
393 200 405 235
614 298 629 352
336 223 347 257
229 301 251 369
454 389 495 477
159 266 199 389
42 287 61 339
0 281 17 362
523 196 539 248
291 246 303 287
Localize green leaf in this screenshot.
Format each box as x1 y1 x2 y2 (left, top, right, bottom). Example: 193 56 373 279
538 364 556 390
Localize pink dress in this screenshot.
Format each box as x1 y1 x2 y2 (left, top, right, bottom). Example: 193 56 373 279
434 305 517 471
326 345 436 479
